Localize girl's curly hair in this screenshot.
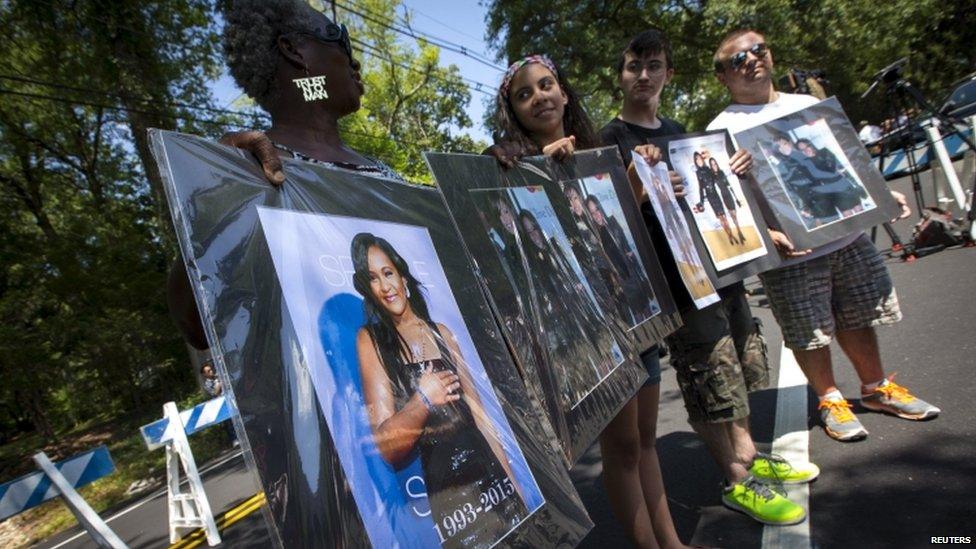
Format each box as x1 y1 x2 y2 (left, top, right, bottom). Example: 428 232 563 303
221 0 323 111
492 59 599 155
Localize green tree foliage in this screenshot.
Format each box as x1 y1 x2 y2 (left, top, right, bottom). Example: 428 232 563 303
325 0 484 181
485 0 975 132
0 0 227 440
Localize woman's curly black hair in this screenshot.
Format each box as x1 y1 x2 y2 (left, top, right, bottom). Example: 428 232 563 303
493 60 599 155
221 0 323 111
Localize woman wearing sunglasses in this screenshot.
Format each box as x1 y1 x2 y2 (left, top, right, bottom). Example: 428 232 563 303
221 0 400 185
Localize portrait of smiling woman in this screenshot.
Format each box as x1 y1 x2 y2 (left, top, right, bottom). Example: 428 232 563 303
350 232 528 547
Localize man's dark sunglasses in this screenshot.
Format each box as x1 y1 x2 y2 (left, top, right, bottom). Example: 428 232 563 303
299 22 352 59
716 42 768 72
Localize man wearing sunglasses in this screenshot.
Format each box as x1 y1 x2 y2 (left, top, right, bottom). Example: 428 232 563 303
707 30 939 444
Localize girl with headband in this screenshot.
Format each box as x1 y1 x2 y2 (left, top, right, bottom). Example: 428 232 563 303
487 54 698 549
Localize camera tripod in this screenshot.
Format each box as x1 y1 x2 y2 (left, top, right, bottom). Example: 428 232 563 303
862 58 976 258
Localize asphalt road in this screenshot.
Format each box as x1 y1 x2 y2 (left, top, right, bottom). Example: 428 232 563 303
37 164 975 548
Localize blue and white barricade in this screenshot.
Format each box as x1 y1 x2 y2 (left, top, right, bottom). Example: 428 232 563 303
0 446 126 548
875 118 975 179
141 399 230 546
140 395 231 450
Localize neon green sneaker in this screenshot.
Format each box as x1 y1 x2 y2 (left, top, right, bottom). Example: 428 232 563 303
722 476 806 525
749 453 820 485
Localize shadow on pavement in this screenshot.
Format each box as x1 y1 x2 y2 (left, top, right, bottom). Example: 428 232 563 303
810 430 976 547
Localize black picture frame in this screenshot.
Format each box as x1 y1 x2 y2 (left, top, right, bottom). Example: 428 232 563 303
426 149 677 463
650 130 782 287
150 130 592 549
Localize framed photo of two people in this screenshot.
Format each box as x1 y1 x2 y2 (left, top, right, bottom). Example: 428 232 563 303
650 130 780 287
733 97 901 251
427 148 680 464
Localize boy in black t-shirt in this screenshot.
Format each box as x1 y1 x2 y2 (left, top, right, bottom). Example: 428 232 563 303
600 29 817 528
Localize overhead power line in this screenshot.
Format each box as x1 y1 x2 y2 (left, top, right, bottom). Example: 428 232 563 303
399 1 490 47
350 38 494 95
334 0 505 72
0 74 268 122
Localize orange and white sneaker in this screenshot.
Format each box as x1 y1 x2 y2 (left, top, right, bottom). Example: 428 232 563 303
818 397 868 441
861 376 941 420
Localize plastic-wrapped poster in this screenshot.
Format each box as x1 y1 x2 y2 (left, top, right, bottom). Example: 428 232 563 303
668 133 768 270
633 155 720 310
733 97 901 250
522 147 680 346
556 173 662 328
427 150 666 463
469 187 625 413
149 130 592 548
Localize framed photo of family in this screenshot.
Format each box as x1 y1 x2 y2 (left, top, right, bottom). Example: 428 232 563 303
651 130 781 287
733 97 901 250
150 130 593 549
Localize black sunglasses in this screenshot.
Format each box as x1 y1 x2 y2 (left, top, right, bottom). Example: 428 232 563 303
297 22 352 59
716 42 768 72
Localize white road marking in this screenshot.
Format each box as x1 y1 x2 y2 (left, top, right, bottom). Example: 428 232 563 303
761 344 812 549
46 450 243 549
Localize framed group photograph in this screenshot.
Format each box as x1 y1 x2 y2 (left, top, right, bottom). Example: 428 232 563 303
651 130 781 286
469 186 625 413
557 174 662 329
150 130 592 549
733 97 901 250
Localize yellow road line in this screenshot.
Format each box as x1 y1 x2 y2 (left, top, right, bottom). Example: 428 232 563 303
168 492 266 549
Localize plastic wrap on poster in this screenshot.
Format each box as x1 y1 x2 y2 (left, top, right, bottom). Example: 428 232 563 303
733 97 901 250
148 130 592 549
521 147 681 344
633 155 720 310
426 148 679 463
650 130 782 287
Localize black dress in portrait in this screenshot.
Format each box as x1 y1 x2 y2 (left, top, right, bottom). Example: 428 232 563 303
694 164 725 216
712 169 740 213
380 338 528 548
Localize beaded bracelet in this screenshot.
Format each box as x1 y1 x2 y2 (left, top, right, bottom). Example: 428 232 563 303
417 388 434 410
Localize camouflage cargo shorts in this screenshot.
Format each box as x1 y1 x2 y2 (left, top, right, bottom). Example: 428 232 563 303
666 283 769 424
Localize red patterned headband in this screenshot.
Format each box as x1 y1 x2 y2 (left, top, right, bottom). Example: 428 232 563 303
499 54 558 98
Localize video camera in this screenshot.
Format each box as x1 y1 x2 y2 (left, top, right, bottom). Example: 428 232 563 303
861 58 908 99
778 68 828 98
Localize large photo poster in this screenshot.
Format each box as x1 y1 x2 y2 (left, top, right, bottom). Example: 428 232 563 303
558 174 661 328
733 97 901 249
634 155 720 309
667 133 768 271
150 130 592 549
427 151 657 463
470 187 624 412
524 147 680 347
258 209 543 548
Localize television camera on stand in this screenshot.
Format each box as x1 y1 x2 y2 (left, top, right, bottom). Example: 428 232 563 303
862 58 976 260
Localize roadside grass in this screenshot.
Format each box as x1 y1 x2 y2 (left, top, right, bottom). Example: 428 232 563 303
0 394 231 548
